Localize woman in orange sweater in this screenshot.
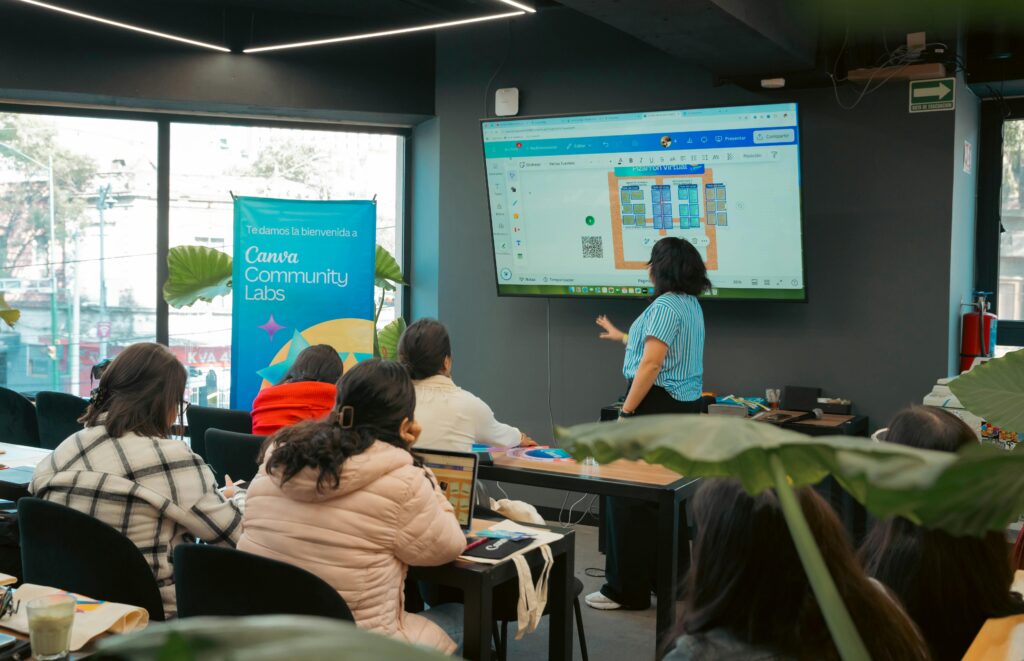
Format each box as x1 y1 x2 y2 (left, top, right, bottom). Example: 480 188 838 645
251 344 344 436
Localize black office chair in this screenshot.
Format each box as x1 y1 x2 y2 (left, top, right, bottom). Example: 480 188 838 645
18 498 165 621
34 391 88 450
173 544 354 621
0 387 40 448
204 429 266 487
186 405 251 460
491 576 588 661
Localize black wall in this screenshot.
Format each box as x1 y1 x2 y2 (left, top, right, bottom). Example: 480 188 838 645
415 6 964 468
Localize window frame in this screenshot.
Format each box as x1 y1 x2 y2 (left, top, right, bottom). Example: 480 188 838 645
0 102 413 349
976 96 1024 347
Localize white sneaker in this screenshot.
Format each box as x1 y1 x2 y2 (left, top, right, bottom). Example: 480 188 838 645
584 591 622 610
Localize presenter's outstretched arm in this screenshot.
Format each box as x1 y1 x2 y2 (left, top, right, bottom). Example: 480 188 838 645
596 315 626 343
621 337 669 415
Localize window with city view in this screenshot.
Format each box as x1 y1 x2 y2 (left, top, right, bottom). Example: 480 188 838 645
0 111 404 405
1000 119 1024 323
0 113 157 397
169 123 403 408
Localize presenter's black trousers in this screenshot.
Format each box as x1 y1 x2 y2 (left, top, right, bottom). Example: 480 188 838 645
600 386 701 609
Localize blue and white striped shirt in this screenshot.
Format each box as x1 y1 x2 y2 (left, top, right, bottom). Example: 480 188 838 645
622 292 705 401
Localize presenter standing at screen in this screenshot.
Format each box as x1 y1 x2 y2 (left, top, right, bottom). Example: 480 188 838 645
587 236 710 611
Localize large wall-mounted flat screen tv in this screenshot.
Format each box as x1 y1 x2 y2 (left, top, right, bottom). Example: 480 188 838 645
481 102 805 300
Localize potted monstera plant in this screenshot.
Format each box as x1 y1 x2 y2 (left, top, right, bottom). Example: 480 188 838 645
555 348 1024 661
162 244 407 359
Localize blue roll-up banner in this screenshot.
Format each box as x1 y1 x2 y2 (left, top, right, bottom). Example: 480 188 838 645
230 196 376 409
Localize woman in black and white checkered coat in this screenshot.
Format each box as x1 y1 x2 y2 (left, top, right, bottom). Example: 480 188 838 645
30 342 243 618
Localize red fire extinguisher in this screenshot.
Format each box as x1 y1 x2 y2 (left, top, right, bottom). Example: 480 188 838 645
960 292 998 373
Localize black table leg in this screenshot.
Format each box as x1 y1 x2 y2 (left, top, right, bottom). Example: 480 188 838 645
547 537 574 661
463 574 493 661
655 490 680 660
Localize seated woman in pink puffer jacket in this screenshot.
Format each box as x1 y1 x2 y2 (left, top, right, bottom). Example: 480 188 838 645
239 359 467 654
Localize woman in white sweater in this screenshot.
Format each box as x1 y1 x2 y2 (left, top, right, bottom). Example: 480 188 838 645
398 319 535 452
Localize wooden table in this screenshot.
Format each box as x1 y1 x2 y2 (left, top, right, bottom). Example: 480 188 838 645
409 519 576 661
480 454 700 659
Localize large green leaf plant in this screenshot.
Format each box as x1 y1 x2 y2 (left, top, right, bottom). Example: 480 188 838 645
555 351 1024 661
950 348 1024 433
162 244 407 360
94 615 449 660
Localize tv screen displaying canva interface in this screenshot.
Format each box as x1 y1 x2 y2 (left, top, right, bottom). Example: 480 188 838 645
481 103 805 300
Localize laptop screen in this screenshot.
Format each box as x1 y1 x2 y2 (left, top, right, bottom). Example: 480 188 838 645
418 450 478 529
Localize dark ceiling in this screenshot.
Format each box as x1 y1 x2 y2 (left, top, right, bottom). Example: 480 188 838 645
5 0 1022 92
3 0 544 52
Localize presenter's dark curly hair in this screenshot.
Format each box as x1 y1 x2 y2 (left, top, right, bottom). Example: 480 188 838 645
261 359 419 493
649 237 711 297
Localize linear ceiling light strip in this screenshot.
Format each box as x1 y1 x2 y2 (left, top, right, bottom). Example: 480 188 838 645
496 0 536 13
244 10 526 54
10 0 230 52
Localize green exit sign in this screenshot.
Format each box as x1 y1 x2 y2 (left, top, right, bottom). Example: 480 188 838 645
909 78 955 113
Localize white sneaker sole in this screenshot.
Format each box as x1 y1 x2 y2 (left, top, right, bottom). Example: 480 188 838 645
584 591 622 610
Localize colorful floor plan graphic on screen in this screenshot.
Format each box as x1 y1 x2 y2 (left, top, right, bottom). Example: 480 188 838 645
609 164 723 271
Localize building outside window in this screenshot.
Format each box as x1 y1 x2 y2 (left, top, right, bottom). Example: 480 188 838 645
0 111 404 404
0 112 157 397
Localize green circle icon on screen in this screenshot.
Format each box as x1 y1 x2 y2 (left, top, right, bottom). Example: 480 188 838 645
585 216 595 226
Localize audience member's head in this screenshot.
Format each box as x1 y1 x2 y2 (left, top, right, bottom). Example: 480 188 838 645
79 342 187 439
398 318 451 380
681 478 926 661
648 237 711 297
860 404 1019 661
278 344 344 386
885 405 977 452
263 359 418 493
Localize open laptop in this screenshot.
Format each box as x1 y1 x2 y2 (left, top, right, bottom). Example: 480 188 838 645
417 449 479 532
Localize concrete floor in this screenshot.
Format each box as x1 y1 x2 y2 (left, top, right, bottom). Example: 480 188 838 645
497 523 658 661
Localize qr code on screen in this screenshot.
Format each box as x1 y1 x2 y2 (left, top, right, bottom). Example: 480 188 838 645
582 236 604 259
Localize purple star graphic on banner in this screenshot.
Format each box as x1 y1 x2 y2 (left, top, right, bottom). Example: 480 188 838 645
257 314 285 341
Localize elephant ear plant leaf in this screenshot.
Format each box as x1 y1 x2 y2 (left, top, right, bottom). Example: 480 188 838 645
163 245 233 308
948 348 1024 433
94 614 450 660
372 245 408 358
376 318 407 361
374 245 405 291
556 414 1024 661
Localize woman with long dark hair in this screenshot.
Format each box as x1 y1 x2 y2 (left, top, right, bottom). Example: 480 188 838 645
250 343 344 436
239 359 466 654
667 479 928 660
859 405 1024 661
30 342 243 617
588 237 710 611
